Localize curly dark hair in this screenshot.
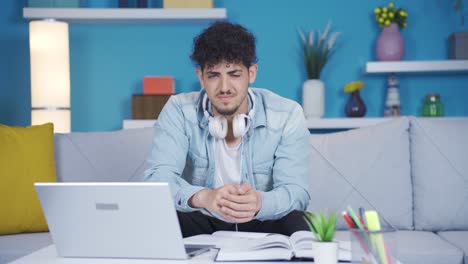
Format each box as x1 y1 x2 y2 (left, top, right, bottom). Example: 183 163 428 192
190 21 257 70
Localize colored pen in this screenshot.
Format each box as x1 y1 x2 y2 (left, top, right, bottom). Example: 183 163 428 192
359 207 367 228
347 206 365 230
343 211 370 254
342 211 356 228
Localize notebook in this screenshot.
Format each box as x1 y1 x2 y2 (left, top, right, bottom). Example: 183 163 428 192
34 182 213 259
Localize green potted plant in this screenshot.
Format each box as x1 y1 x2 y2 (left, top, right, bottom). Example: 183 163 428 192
298 22 340 119
303 211 338 264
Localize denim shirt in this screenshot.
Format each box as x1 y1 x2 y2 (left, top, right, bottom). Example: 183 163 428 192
143 88 311 221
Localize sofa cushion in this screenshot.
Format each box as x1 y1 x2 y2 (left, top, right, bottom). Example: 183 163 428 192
397 231 464 264
54 128 153 182
0 123 56 235
308 117 413 230
438 231 468 264
410 117 468 231
335 230 464 264
0 232 52 263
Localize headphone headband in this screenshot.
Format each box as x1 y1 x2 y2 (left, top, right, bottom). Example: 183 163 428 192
202 89 255 139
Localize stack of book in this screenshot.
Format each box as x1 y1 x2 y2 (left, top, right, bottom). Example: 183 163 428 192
132 76 174 120
163 0 213 8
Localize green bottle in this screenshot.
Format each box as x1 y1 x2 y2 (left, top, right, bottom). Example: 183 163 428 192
422 94 444 117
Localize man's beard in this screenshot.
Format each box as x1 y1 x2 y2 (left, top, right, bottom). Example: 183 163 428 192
214 104 240 116
213 90 249 116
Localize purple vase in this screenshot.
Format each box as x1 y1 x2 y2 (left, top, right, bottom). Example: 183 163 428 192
376 23 404 61
345 91 366 117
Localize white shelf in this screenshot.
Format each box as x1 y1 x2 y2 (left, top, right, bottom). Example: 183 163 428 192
366 60 468 73
123 118 395 130
23 8 227 24
123 117 468 130
306 118 395 129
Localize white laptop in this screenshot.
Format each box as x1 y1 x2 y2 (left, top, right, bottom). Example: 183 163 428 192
34 182 213 259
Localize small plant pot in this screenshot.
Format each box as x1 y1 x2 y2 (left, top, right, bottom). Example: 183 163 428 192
313 241 338 264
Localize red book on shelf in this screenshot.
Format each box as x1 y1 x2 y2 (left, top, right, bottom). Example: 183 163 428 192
143 76 174 95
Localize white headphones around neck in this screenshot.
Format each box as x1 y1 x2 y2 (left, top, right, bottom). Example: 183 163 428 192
203 90 255 139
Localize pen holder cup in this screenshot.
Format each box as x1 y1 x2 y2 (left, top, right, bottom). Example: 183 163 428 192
350 228 398 264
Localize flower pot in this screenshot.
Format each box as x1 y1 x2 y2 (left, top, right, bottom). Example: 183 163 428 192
376 23 404 61
313 241 338 264
302 79 324 118
345 90 366 117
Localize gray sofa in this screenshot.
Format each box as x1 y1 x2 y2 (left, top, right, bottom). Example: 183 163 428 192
1 116 467 264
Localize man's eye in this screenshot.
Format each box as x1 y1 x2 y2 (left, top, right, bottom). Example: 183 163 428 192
208 75 218 79
231 75 241 78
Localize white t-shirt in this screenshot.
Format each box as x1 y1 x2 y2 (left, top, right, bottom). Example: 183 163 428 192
202 138 242 222
213 138 242 188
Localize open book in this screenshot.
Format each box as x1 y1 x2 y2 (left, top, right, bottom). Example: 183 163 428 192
184 230 351 262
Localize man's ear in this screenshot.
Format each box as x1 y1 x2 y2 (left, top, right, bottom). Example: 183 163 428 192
196 68 204 89
248 64 258 84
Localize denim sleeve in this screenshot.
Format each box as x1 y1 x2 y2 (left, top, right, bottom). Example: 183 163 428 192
255 103 311 221
143 96 205 212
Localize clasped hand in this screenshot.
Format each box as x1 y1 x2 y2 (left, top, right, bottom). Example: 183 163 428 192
192 183 262 223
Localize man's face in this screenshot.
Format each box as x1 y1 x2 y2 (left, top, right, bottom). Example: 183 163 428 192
197 62 257 117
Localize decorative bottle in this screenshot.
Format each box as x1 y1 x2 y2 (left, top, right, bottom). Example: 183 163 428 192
422 94 444 117
384 74 402 117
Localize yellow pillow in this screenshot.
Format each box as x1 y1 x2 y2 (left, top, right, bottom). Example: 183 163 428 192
0 123 56 235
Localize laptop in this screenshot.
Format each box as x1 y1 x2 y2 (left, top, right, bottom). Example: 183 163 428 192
34 182 213 259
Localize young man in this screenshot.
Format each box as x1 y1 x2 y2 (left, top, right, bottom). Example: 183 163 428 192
144 21 311 237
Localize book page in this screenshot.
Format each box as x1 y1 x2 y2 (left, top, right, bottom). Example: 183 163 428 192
290 230 316 250
185 231 275 249
289 231 352 261
214 233 294 261
289 231 316 259
242 234 292 251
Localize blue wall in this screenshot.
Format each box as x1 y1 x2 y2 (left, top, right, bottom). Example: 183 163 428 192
1 0 467 131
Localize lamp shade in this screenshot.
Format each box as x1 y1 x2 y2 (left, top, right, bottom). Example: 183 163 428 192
29 20 70 133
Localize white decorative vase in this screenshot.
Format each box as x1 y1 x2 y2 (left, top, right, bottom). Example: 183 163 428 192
302 79 325 118
313 241 338 264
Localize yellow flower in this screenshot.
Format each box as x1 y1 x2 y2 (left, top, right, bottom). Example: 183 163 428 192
389 12 394 18
344 81 364 93
374 8 381 14
400 10 407 17
385 20 391 26
379 18 384 23
382 7 388 13
389 2 395 8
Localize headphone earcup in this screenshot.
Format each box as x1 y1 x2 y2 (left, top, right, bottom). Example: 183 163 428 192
233 114 249 138
209 115 228 139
